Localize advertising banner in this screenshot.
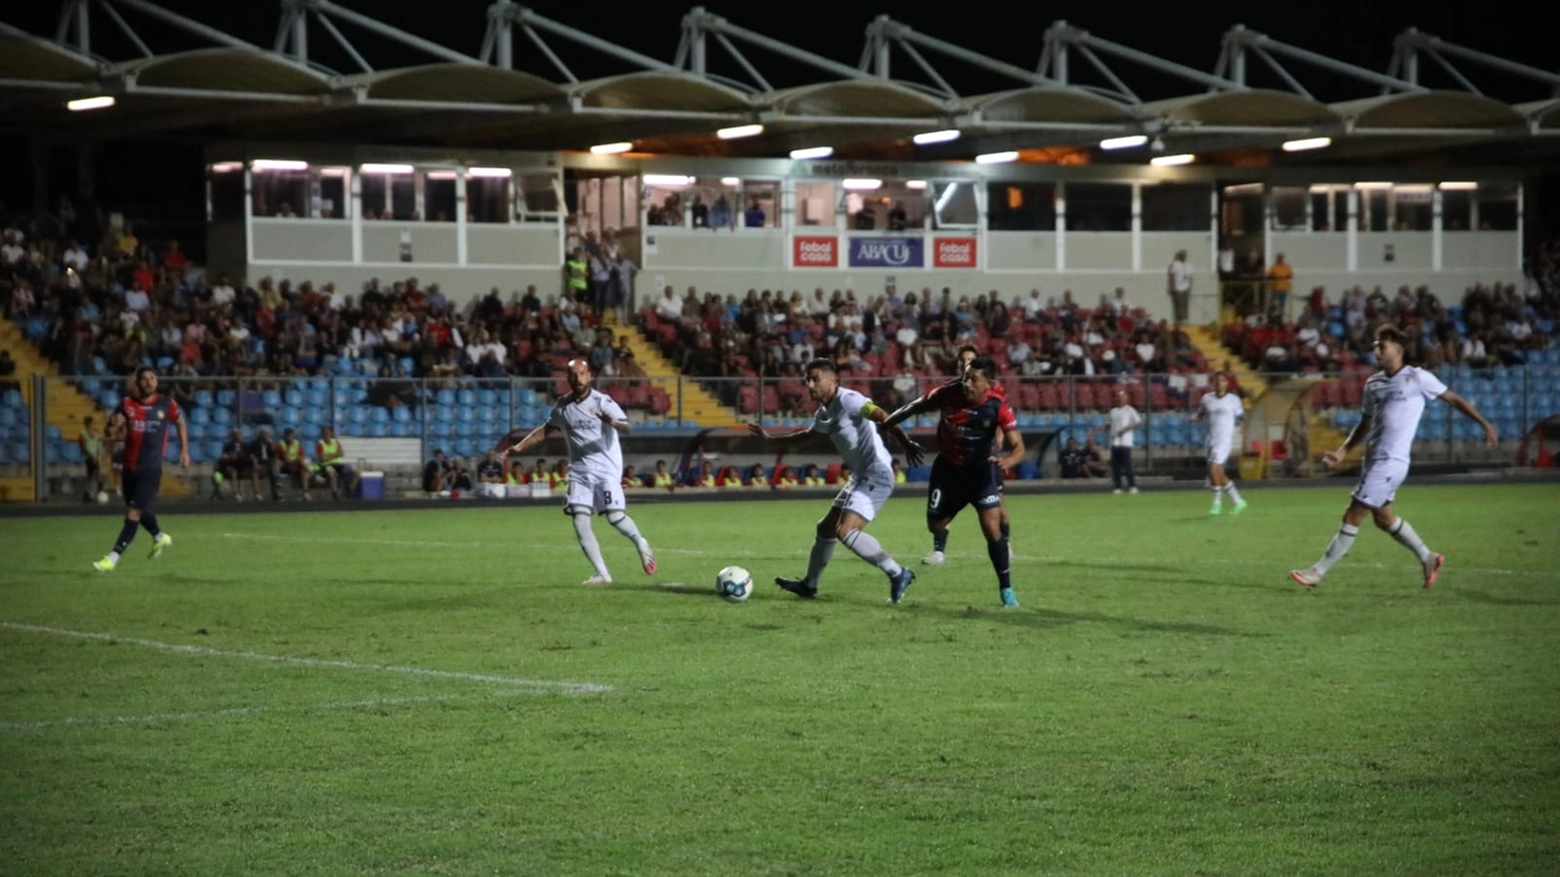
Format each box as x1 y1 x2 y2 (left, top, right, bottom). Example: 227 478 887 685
932 237 978 268
792 235 838 268
847 236 924 268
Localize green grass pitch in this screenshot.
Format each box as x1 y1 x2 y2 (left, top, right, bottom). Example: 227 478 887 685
2 483 1558 876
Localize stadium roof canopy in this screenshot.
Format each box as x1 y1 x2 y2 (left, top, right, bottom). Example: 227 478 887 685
1 1 1557 167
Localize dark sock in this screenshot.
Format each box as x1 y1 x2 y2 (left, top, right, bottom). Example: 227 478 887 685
113 519 139 554
987 537 1011 590
140 512 161 538
1000 520 1010 541
932 530 948 553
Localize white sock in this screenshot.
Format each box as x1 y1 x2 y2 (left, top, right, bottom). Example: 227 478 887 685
804 538 836 588
841 528 903 577
1210 484 1224 504
1225 483 1243 504
1312 523 1359 576
606 511 646 549
572 513 610 578
1387 517 1433 563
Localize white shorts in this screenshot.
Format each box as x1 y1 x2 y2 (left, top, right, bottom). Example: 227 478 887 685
1206 439 1233 466
563 474 626 516
1352 460 1408 509
479 482 507 499
830 466 895 522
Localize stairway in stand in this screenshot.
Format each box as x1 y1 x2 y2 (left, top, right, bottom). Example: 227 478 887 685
0 320 189 498
1184 324 1269 398
604 311 739 428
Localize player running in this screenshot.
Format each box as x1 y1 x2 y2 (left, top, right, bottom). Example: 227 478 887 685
93 366 189 571
506 359 657 585
748 357 925 603
1191 372 1247 516
901 344 1017 565
884 355 1026 607
1290 324 1497 589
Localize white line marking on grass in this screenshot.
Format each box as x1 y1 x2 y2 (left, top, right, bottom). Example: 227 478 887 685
0 622 612 694
0 694 478 731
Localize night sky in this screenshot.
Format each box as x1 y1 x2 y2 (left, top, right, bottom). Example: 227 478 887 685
3 1 1557 231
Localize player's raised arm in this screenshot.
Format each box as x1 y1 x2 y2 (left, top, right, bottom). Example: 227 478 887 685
747 421 814 445
508 424 551 455
861 400 925 467
1437 389 1499 446
883 388 938 430
598 399 631 435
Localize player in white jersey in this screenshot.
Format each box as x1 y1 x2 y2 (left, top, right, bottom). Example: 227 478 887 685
1290 325 1497 590
748 357 925 603
1191 372 1248 516
506 359 656 585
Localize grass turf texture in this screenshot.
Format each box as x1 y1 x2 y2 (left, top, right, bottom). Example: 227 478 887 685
2 484 1558 876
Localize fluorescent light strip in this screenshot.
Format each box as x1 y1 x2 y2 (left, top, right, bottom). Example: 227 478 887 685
841 178 882 190
905 180 927 190
360 163 414 174
66 95 115 111
789 146 834 160
252 160 309 171
1353 181 1392 190
642 174 694 186
589 142 632 155
975 151 1019 164
467 167 512 178
1282 136 1332 152
912 129 960 145
1438 181 1478 190
721 177 741 187
1099 134 1148 150
1150 153 1195 166
209 162 243 173
424 171 458 180
716 124 763 140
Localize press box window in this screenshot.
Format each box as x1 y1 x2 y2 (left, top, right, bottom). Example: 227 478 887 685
986 182 1055 231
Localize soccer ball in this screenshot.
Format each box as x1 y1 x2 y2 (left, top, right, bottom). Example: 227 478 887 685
95 491 109 504
715 565 754 602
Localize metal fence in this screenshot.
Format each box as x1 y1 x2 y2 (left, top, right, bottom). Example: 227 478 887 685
2 363 1550 502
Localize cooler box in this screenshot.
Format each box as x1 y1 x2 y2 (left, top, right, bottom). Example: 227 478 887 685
360 470 385 500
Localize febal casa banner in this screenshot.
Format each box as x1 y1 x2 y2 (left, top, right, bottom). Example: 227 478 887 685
848 236 924 268
792 236 838 268
932 237 978 268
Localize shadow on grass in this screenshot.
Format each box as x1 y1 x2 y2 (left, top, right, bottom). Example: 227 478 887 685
1450 588 1560 607
927 603 1268 638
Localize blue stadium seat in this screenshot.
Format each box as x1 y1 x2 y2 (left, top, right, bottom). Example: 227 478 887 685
371 407 389 424
369 423 389 438
342 423 366 437
393 422 418 438
477 389 497 407
349 407 367 425
519 389 538 406
454 439 474 457
436 389 456 405
392 406 412 423
457 389 477 406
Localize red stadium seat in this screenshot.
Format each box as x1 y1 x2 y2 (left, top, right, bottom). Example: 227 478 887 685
826 463 844 484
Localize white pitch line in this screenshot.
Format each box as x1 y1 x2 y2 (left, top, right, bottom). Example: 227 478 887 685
0 622 611 694
0 694 474 731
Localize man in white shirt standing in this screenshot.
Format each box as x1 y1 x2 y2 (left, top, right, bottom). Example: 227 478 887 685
1168 249 1193 325
505 359 657 585
1290 325 1497 590
748 357 924 603
1106 389 1141 494
1191 372 1247 515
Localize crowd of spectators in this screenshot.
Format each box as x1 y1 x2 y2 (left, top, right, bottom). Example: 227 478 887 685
0 201 665 402
1222 242 1560 377
639 283 1210 414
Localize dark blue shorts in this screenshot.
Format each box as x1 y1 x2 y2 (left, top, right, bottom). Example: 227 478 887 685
121 469 162 511
926 456 1002 520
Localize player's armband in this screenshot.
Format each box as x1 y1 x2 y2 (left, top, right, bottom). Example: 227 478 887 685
859 401 881 419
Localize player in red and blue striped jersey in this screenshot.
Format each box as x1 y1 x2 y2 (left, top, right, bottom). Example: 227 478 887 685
93 367 189 571
885 355 1027 607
